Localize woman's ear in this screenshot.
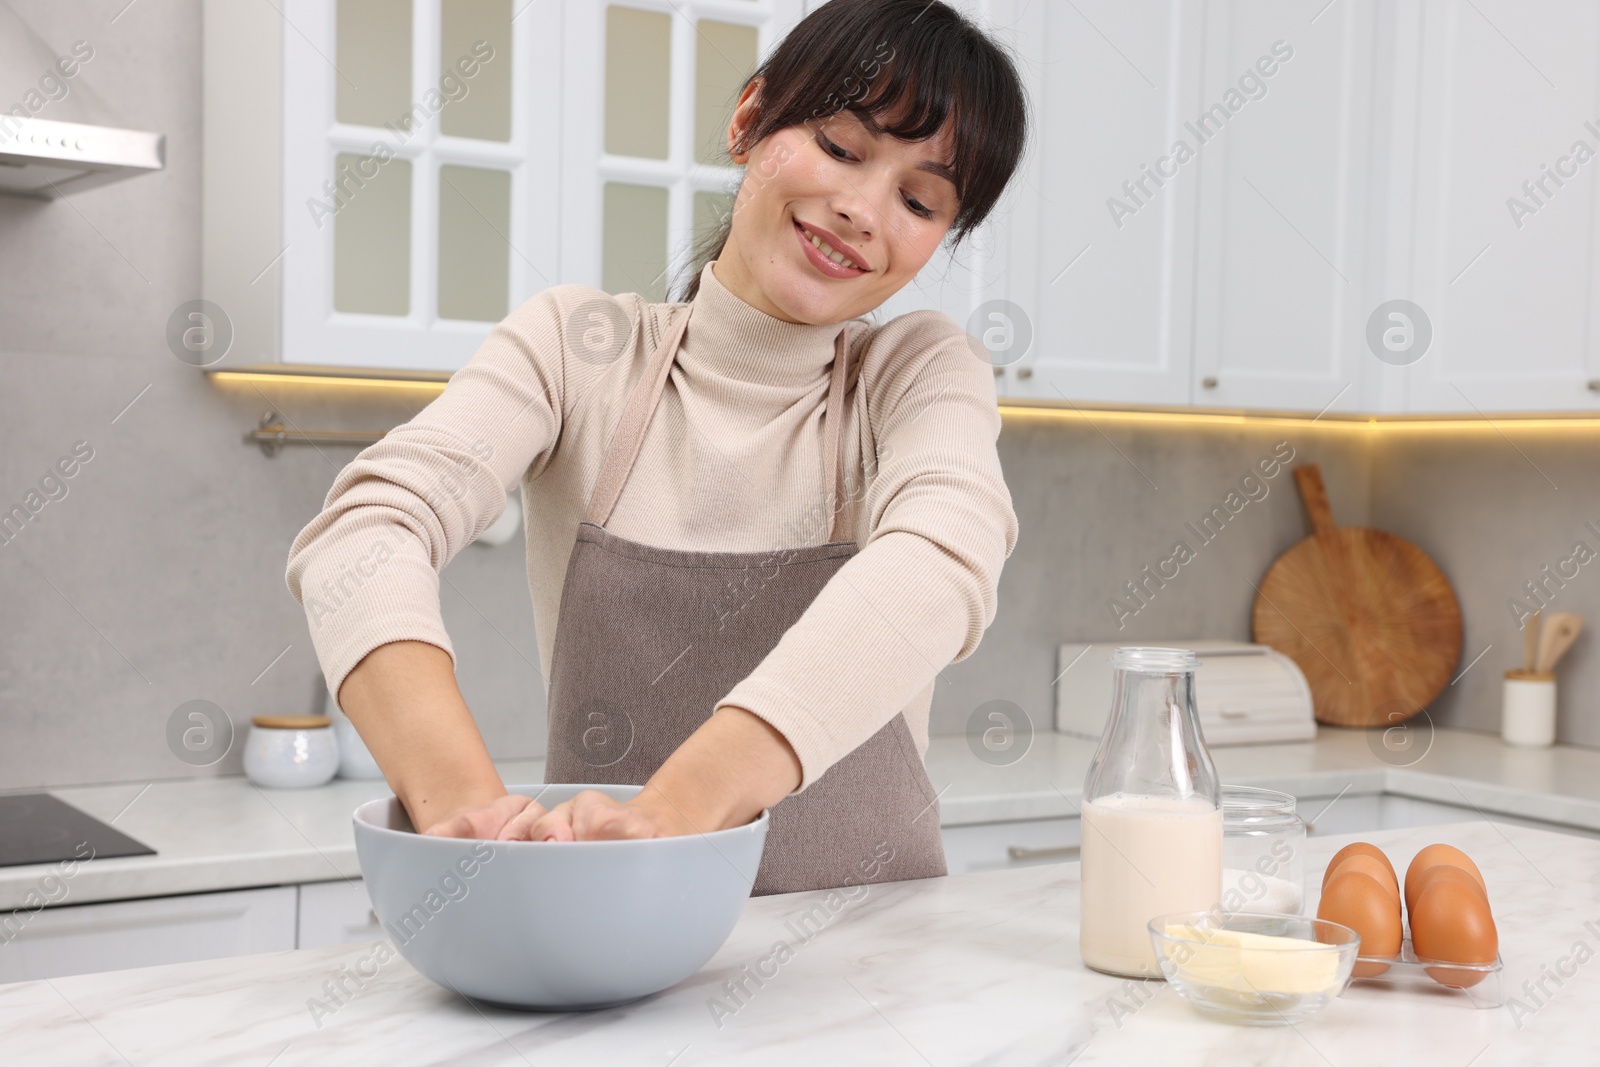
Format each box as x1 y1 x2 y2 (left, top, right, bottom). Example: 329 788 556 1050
727 78 764 164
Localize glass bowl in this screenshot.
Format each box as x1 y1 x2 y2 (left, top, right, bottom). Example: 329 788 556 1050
1148 910 1360 1026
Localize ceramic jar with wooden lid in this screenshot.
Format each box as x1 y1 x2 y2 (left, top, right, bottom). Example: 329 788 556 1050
243 715 339 788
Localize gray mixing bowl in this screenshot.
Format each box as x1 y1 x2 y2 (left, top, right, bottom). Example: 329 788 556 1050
352 783 768 1009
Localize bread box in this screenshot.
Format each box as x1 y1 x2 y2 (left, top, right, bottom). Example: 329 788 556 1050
1055 640 1315 746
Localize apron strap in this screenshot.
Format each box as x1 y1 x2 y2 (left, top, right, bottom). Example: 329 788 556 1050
584 302 857 544
822 323 853 545
583 305 692 527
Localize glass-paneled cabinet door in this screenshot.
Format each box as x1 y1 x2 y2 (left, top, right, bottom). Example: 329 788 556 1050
561 0 808 303
279 0 561 370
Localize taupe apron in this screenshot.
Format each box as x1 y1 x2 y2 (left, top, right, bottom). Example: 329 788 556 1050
543 302 947 896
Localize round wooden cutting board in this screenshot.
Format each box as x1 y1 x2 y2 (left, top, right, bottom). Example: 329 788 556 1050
1251 465 1462 728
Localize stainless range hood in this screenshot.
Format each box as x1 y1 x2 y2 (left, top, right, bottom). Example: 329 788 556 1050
0 116 164 198
0 0 165 198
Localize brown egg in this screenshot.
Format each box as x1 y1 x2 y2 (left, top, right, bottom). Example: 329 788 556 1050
1411 877 1498 988
1404 844 1487 913
1324 842 1395 888
1406 864 1485 924
1318 871 1403 977
1325 854 1400 901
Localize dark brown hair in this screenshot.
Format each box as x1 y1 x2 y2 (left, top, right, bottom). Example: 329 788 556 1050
671 0 1029 304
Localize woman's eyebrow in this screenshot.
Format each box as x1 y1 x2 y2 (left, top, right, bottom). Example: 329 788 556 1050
853 109 958 186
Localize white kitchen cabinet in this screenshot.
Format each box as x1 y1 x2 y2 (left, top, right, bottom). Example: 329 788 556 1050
1003 0 1600 415
0 879 391 986
999 0 1375 414
1304 792 1600 841
995 0 1205 408
202 0 561 371
297 879 387 949
1388 0 1600 414
203 0 821 371
940 791 1600 881
0 886 296 984
941 816 1081 876
1187 0 1377 415
559 0 808 304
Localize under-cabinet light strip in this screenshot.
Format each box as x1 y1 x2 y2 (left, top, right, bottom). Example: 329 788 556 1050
999 406 1600 432
206 370 1600 430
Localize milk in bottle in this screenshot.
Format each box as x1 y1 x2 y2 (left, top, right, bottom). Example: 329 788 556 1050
1078 647 1222 978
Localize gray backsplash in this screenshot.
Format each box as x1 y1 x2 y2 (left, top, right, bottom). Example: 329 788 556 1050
3 0 1596 792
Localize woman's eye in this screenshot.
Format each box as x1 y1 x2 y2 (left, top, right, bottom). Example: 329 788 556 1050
819 132 937 220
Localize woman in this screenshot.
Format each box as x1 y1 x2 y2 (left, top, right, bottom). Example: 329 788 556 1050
286 0 1027 896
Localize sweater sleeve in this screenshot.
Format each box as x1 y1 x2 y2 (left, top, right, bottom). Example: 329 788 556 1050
284 285 594 708
714 311 1019 793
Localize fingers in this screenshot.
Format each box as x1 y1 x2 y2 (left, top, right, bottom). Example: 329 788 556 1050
570 789 657 840
422 793 538 839
468 790 664 842
420 813 474 838
506 798 574 842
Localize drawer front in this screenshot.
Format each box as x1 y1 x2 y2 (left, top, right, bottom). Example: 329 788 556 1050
941 817 1082 876
0 886 296 984
297 879 386 949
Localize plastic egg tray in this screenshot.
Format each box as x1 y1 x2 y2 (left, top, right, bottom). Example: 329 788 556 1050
1351 937 1505 1008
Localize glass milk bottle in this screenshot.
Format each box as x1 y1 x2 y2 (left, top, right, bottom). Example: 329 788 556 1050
1079 647 1222 978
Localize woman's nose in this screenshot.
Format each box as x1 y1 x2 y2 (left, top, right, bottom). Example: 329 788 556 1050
829 173 890 239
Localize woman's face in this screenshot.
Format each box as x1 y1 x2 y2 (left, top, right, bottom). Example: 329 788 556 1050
716 79 959 325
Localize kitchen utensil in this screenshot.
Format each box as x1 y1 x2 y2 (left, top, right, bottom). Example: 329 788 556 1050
1523 610 1543 673
1148 911 1359 1026
352 783 768 1009
1535 612 1582 674
1252 465 1463 727
1080 647 1222 978
243 716 338 788
1501 671 1557 747
1056 640 1315 745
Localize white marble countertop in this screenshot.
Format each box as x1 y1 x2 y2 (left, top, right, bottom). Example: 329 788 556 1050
3 820 1593 1066
6 726 1600 910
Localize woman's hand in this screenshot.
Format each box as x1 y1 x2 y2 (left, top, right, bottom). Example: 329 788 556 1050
423 707 794 843
420 793 546 840
493 707 798 842
339 642 515 838
494 786 706 842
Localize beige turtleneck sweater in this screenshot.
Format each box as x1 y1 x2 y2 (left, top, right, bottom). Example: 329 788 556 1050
285 260 1018 794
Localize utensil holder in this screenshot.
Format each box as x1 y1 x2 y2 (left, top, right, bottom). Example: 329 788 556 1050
1501 671 1556 747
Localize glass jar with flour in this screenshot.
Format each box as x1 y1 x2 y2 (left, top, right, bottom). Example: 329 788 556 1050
1220 785 1306 915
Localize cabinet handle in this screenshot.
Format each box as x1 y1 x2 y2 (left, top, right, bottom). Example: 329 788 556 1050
1007 844 1080 861
1588 379 1600 391
1017 366 1034 380
1201 376 1219 389
993 366 1003 376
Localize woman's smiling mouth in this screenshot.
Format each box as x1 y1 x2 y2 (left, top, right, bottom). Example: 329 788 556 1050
794 218 869 278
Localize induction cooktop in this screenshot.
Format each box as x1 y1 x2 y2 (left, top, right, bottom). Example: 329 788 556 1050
0 793 155 868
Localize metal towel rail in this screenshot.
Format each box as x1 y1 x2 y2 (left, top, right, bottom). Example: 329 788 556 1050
249 411 387 457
